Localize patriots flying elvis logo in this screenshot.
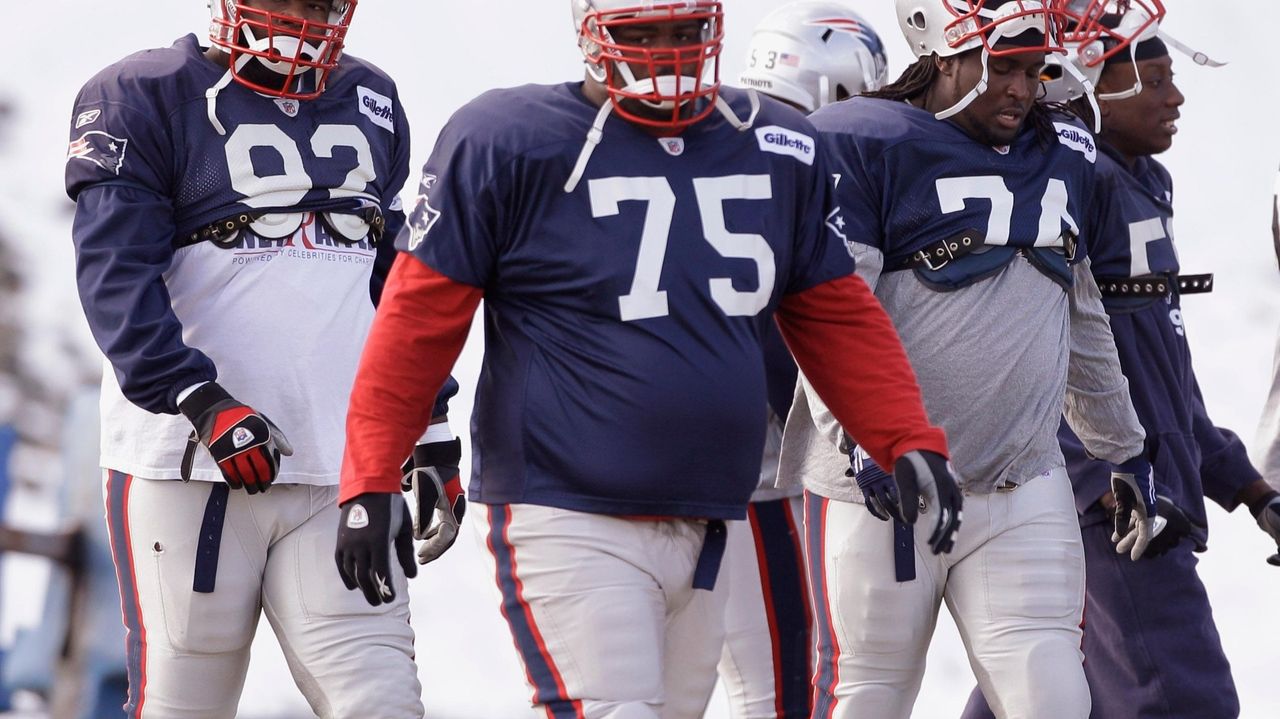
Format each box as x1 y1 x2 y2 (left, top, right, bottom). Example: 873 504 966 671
67 131 129 175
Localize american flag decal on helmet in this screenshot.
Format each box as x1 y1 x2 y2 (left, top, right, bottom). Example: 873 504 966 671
67 131 129 175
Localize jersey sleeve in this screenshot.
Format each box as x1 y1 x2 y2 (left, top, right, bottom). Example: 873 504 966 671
813 123 885 253
780 139 856 294
1062 257 1146 465
1191 380 1262 511
395 109 507 288
67 89 216 414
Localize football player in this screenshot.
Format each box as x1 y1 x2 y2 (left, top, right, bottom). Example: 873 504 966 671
783 1 1157 717
1259 166 1280 563
66 2 454 716
718 4 888 718
336 1 959 716
958 6 1280 718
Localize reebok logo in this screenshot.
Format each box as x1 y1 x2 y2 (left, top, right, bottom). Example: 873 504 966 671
754 125 815 165
1053 122 1097 163
357 86 395 133
232 427 255 449
347 504 370 529
75 109 101 129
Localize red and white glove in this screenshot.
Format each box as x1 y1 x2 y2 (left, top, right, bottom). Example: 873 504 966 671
179 382 293 493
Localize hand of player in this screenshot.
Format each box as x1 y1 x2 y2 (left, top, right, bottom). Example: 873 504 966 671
179 382 293 493
1138 495 1207 559
846 444 901 522
1109 457 1167 560
892 450 962 554
401 438 467 564
335 492 418 606
1253 494 1280 566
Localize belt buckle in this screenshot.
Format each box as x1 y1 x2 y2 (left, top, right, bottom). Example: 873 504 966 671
995 479 1019 493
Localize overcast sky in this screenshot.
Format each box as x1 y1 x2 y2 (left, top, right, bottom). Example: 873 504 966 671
1 1 1278 717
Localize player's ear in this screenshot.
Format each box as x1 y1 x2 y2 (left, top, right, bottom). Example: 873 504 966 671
933 53 957 79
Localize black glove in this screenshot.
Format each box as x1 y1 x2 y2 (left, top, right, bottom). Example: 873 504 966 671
1138 495 1208 558
335 492 417 606
179 382 293 494
401 438 467 565
1253 493 1280 567
846 444 901 522
892 450 962 555
1110 457 1167 560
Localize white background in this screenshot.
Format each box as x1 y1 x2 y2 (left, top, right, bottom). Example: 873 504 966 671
1 1 1277 717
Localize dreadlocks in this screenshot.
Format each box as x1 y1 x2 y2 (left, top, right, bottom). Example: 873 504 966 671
863 55 1079 147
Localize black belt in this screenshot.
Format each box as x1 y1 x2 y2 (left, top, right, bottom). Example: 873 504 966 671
175 207 386 250
1097 273 1214 298
892 229 1078 272
894 229 985 271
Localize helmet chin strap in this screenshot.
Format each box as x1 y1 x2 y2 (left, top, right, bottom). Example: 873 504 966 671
934 45 990 121
1058 57 1101 132
206 53 255 136
563 87 760 195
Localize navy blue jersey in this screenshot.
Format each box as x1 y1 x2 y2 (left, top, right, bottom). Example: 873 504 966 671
1085 148 1179 282
1062 147 1259 527
811 97 1095 288
404 83 853 518
66 35 409 416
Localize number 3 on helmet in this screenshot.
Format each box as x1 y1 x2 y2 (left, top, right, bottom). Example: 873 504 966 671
209 0 357 100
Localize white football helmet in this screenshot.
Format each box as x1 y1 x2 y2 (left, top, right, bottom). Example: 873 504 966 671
894 0 1066 120
571 0 724 131
739 2 889 112
1045 0 1164 104
209 0 356 99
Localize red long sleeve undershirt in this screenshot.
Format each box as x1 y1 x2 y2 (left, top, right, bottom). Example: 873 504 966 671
340 255 481 503
340 258 947 504
776 273 948 469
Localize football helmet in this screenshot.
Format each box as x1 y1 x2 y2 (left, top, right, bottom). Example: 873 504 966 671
1045 0 1164 103
209 0 356 100
572 0 724 131
894 0 1067 120
895 0 1065 60
739 2 889 112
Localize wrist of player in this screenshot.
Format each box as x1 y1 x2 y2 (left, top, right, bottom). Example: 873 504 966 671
847 445 900 522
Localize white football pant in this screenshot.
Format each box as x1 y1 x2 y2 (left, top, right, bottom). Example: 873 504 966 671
806 468 1088 719
716 497 811 719
474 503 728 719
104 472 422 719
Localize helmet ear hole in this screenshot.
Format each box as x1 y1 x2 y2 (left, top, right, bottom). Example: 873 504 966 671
908 11 927 31
835 84 850 102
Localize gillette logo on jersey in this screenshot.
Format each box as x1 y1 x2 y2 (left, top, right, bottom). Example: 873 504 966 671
1054 122 1097 162
358 86 395 133
755 126 815 165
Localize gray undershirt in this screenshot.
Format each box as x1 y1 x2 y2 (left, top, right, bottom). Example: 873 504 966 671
779 245 1145 502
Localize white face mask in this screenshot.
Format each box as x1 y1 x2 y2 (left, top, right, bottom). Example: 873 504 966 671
614 73 706 110
241 28 328 76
